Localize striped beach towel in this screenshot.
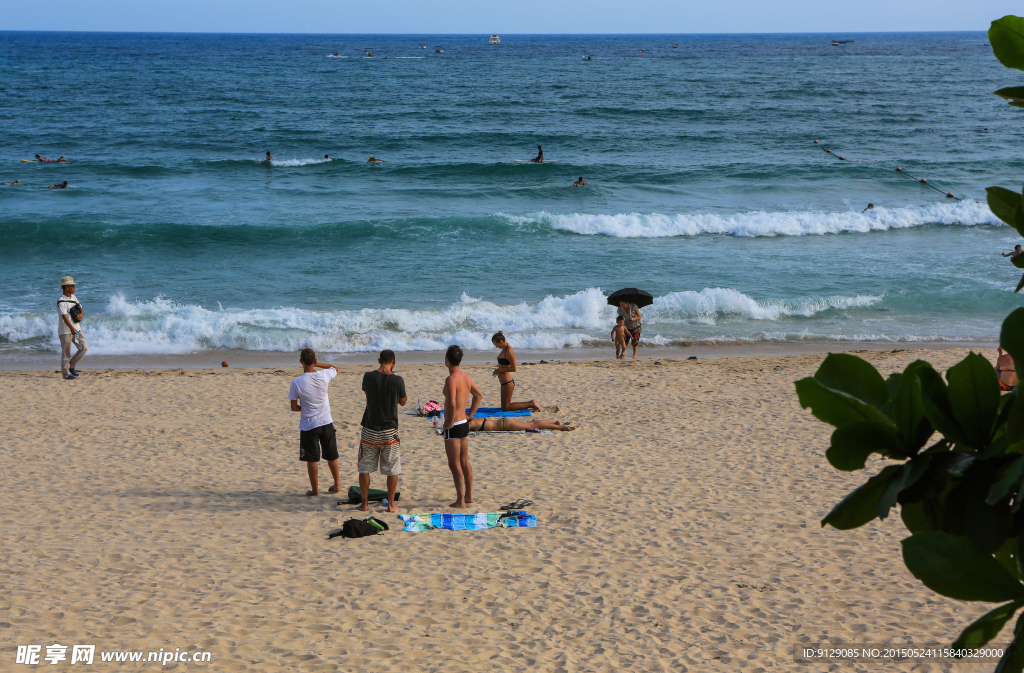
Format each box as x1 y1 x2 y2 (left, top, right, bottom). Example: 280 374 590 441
398 510 536 532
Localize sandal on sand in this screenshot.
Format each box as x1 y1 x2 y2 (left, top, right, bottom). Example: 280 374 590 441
499 498 533 510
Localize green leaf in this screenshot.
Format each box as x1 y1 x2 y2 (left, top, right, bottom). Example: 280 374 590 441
1009 399 1024 446
827 421 906 471
947 353 1001 450
991 16 1024 71
998 537 1021 581
902 532 1024 602
893 361 934 453
944 462 1015 553
1002 309 1024 373
900 501 934 533
953 599 1024 650
989 457 1024 505
1015 254 1024 270
989 186 1024 227
919 365 973 447
821 465 901 530
814 353 891 410
795 377 891 428
996 87 1024 107
878 458 930 519
995 612 1024 673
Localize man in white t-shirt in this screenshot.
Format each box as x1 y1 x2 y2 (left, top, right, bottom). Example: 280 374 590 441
57 276 88 380
288 348 341 496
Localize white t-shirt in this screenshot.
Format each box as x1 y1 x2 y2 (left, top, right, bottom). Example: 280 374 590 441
288 368 338 431
57 293 81 336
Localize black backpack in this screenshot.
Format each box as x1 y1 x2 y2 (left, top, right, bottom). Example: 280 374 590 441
58 297 83 322
329 517 389 539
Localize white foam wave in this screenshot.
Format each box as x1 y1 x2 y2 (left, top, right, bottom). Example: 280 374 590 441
266 157 333 167
0 288 887 356
501 200 998 238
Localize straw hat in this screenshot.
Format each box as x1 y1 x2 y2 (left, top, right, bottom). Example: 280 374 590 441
59 276 76 286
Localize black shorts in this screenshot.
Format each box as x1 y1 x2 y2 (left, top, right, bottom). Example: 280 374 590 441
299 423 339 462
443 421 470 441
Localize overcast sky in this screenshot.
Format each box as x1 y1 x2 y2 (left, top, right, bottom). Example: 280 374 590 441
1 0 1019 34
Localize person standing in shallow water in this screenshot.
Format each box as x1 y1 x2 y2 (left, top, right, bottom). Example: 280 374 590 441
617 300 642 359
442 345 482 508
491 331 542 411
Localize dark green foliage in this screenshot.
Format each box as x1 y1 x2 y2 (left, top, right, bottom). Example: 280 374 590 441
798 17 1024 670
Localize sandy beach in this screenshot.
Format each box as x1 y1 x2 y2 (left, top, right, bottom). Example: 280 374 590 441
0 348 998 671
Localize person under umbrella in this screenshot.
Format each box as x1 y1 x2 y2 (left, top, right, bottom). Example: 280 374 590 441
607 288 653 360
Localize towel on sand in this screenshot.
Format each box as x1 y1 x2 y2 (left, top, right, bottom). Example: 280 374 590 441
466 407 532 418
398 510 536 532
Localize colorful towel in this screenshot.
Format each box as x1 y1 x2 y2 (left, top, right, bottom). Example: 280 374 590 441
398 510 536 532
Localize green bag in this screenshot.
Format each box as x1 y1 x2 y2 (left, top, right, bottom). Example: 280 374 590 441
346 486 400 504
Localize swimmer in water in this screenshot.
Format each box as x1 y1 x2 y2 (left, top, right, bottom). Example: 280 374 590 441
572 176 586 187
367 156 386 164
324 154 330 160
1 180 24 186
261 151 273 166
333 51 339 57
1003 244 1023 260
862 203 874 212
530 145 544 163
48 181 69 189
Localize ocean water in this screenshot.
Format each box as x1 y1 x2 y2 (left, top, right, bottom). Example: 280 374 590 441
1 31 1022 361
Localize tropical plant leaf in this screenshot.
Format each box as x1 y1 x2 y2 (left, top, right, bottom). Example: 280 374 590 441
1015 254 1024 270
989 186 1024 227
954 599 1024 650
821 465 901 530
919 365 974 447
1010 399 1024 446
878 458 930 519
1002 308 1024 370
997 537 1021 580
795 377 891 428
944 463 1015 553
893 361 934 452
827 421 907 471
900 501 934 534
902 532 1024 602
989 457 1024 505
995 612 1024 673
996 87 1024 107
947 353 1001 450
814 353 891 410
991 16 1024 71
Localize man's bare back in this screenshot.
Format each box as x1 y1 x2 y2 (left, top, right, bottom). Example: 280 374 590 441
441 345 483 508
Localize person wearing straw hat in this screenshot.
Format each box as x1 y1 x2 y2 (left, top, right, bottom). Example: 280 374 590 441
57 276 87 379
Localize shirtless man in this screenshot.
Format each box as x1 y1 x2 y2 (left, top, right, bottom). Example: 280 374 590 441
441 344 482 508
261 151 273 166
572 176 586 187
367 155 386 164
48 181 68 189
530 145 544 163
998 347 1018 391
1003 244 1023 260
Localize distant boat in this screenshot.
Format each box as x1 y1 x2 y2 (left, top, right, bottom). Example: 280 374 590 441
435 46 445 53
671 42 679 48
831 40 854 46
364 47 374 57
489 34 501 46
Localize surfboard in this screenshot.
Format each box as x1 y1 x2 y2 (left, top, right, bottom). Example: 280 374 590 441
514 160 557 163
22 159 70 163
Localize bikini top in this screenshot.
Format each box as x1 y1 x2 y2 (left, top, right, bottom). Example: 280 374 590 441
497 357 511 366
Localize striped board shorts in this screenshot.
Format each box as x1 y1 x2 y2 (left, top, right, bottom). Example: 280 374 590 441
358 427 402 475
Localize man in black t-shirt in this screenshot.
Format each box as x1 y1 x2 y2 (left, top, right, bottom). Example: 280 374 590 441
357 349 408 512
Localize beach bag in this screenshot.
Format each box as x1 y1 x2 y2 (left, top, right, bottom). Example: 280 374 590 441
334 517 389 539
58 297 83 323
345 486 400 504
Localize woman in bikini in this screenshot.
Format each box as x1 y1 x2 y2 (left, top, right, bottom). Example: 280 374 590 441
468 417 574 432
491 331 542 412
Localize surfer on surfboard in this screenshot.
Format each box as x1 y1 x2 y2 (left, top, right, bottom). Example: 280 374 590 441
367 155 386 164
530 145 544 163
34 154 67 163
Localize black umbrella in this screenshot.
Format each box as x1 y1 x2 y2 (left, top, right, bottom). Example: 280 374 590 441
607 287 654 308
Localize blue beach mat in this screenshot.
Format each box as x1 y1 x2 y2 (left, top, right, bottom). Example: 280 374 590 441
467 407 532 418
398 510 536 532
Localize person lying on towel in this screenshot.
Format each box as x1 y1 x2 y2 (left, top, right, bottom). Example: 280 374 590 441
469 417 574 432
